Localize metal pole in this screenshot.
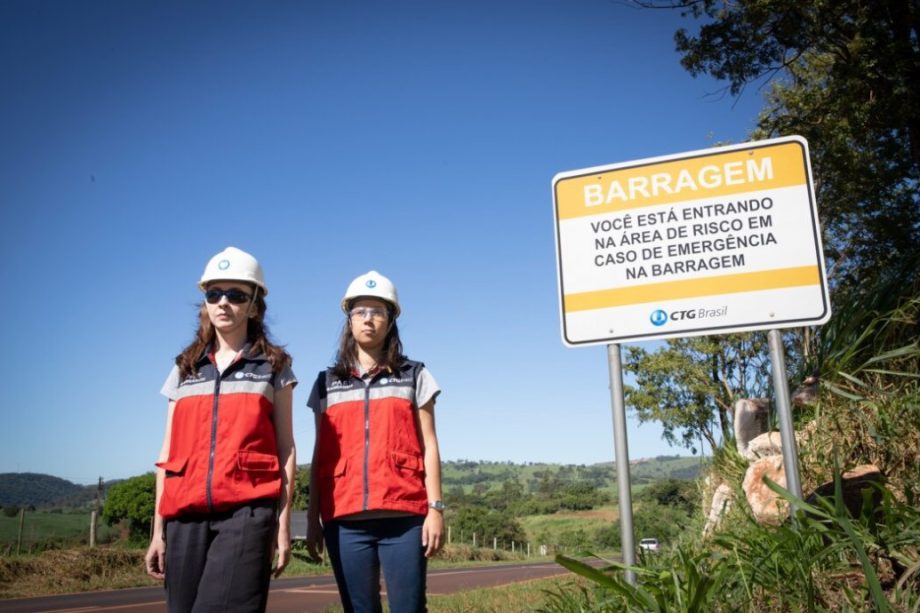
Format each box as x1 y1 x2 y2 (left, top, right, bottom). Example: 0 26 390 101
768 329 803 505
607 343 636 584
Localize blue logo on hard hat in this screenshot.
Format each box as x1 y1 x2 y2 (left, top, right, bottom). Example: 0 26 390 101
218 259 230 270
366 280 377 288
650 310 668 326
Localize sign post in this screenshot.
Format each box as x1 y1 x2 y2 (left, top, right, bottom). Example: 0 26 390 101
607 343 636 583
769 329 803 501
553 136 830 571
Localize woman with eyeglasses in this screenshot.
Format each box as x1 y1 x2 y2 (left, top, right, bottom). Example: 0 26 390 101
145 246 297 613
306 271 443 613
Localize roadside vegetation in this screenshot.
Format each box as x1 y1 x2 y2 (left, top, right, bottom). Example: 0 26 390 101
542 1 920 609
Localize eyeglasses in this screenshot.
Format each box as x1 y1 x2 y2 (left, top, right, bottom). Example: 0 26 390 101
349 307 388 320
205 288 253 305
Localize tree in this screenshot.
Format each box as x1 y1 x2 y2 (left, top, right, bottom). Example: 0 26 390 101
453 506 526 546
624 333 773 452
637 478 698 515
102 473 155 540
641 0 920 302
292 465 310 511
558 482 609 511
623 1 919 450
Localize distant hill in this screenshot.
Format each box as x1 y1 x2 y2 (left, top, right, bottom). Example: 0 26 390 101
441 456 706 493
0 473 99 509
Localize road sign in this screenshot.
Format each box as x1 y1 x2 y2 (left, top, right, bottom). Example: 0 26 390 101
552 136 831 346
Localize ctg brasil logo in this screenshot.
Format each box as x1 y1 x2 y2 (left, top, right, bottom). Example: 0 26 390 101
650 309 668 326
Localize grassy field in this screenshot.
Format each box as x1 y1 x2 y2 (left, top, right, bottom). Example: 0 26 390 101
0 511 119 553
519 506 617 541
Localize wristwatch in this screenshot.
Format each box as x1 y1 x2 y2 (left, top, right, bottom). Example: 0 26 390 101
428 500 445 511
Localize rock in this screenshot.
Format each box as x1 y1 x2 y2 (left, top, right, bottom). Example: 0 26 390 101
742 420 817 461
745 431 783 460
734 398 769 459
805 464 884 519
703 483 734 537
743 456 788 525
791 375 819 407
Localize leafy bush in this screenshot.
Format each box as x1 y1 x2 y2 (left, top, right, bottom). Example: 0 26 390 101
101 474 155 542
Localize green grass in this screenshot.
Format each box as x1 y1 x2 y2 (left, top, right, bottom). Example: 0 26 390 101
520 506 617 539
428 575 579 612
318 574 582 613
0 511 119 552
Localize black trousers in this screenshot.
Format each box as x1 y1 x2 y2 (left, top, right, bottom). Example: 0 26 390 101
165 500 277 613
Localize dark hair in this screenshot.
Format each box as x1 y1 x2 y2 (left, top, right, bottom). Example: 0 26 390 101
332 306 405 380
176 286 292 379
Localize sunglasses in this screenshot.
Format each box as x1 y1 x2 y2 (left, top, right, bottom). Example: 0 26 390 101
205 288 253 305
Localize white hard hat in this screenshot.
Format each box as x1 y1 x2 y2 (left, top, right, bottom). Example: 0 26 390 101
198 246 268 295
341 270 400 318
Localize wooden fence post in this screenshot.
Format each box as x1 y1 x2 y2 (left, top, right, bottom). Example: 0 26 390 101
90 510 97 548
16 508 25 555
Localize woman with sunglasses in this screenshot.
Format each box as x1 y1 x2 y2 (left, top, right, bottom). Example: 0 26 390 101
306 271 444 613
145 246 297 612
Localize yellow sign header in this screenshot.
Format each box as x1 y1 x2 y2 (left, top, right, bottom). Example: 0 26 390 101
555 141 808 220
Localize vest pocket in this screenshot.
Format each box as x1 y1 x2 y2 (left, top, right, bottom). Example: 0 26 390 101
391 451 423 474
237 450 280 473
320 457 348 479
384 451 426 505
156 457 188 478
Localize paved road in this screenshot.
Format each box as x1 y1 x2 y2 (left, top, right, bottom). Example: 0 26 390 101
0 561 571 612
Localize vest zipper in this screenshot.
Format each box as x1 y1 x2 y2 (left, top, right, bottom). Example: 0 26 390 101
362 380 370 511
206 374 221 512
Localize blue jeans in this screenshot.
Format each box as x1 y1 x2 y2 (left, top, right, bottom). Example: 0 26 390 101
324 515 427 613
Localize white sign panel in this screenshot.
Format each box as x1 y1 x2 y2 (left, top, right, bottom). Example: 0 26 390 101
553 136 831 346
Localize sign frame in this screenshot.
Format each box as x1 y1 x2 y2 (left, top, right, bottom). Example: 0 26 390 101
552 136 831 347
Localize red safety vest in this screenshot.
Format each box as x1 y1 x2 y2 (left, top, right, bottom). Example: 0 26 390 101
314 361 428 522
157 349 283 519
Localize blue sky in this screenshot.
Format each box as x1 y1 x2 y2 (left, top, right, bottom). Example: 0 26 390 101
0 1 763 484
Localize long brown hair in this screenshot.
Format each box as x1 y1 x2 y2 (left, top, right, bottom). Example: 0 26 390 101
332 307 405 380
176 286 292 379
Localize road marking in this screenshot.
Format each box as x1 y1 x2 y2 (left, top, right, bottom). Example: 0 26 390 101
41 603 163 612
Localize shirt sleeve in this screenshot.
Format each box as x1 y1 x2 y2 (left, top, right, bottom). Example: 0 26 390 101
415 366 441 409
275 364 298 390
306 371 327 414
160 365 180 401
